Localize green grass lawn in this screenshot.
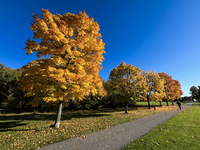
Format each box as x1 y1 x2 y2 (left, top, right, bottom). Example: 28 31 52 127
122 102 200 150
136 101 164 106
136 101 188 106
0 107 161 150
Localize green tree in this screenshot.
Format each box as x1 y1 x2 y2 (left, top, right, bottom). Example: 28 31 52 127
103 80 121 108
0 64 15 108
190 86 199 100
0 64 28 112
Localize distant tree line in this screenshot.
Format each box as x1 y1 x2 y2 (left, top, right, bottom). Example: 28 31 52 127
0 61 184 114
190 86 200 101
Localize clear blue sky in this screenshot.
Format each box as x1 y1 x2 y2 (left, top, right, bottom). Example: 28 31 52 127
1 0 200 97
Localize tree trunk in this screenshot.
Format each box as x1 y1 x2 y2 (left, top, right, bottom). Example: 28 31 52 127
159 101 162 106
147 95 150 109
166 101 169 106
54 101 62 128
21 97 26 109
125 104 128 114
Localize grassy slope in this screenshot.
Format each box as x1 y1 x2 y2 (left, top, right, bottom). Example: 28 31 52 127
123 102 200 150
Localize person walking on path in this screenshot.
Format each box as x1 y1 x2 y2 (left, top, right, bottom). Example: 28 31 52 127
177 101 181 110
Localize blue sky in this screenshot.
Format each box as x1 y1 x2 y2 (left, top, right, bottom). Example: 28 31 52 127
1 0 200 97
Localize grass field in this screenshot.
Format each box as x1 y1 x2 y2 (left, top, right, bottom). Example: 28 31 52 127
122 102 200 150
136 101 185 106
136 101 164 106
0 105 179 150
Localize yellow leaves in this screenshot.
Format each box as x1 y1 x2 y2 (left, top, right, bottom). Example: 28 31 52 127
47 66 55 72
60 84 67 89
43 96 58 102
66 45 72 55
58 97 63 101
109 62 146 104
143 71 165 101
68 28 74 36
61 38 68 44
19 9 105 107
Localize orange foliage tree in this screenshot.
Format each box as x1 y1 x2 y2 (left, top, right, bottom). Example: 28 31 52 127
18 9 105 128
158 72 183 106
173 80 183 101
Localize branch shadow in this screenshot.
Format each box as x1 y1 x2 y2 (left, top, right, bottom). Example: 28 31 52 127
0 120 27 132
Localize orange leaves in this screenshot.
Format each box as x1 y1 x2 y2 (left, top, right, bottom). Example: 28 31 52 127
24 39 40 55
47 66 55 72
158 72 183 101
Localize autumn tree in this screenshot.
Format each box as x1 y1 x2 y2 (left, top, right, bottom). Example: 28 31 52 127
142 71 165 109
68 77 106 110
18 9 105 128
108 62 147 113
158 72 174 106
158 72 183 106
173 80 183 101
190 86 199 100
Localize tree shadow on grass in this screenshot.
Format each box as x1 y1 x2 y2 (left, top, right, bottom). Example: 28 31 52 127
0 107 139 132
61 113 110 120
0 112 110 122
0 107 145 132
0 120 27 132
0 113 110 132
0 120 27 128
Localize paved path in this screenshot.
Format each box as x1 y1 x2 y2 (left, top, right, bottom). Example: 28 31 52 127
38 102 193 150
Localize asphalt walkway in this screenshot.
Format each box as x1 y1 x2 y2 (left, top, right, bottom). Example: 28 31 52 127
38 102 193 150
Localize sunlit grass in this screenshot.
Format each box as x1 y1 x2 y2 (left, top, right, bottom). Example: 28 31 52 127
0 105 180 150
136 101 188 106
137 101 174 106
123 102 199 150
